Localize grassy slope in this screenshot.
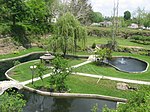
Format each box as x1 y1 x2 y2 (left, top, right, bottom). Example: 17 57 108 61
1 35 150 60
83 36 150 50
28 75 146 99
75 52 150 81
8 59 85 82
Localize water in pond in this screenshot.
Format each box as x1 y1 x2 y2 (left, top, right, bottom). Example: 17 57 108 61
0 52 117 112
108 57 148 73
0 53 44 81
22 90 116 112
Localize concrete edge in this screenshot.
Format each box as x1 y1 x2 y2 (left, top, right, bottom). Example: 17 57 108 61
5 60 39 82
5 60 127 103
23 85 127 103
0 51 46 62
106 56 149 74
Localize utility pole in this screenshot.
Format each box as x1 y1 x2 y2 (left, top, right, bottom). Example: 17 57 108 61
112 0 119 50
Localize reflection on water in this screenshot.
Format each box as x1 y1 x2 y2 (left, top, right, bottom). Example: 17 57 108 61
108 57 148 72
0 53 44 81
22 91 116 112
0 53 117 112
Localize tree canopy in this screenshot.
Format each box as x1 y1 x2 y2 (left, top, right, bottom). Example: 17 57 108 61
1 0 29 25
51 12 87 56
90 11 104 23
103 86 150 112
124 11 131 20
0 91 26 112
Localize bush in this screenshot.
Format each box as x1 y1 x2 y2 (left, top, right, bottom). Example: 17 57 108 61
13 60 21 66
87 27 150 38
103 86 150 112
87 27 112 37
0 91 26 112
92 42 96 49
0 23 11 37
130 35 150 45
11 24 31 48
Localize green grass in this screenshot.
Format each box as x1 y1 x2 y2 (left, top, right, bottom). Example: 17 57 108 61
0 47 44 60
1 36 150 60
75 52 150 81
84 36 150 50
8 59 85 82
28 75 147 99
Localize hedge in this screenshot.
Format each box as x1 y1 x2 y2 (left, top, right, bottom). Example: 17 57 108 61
87 26 150 38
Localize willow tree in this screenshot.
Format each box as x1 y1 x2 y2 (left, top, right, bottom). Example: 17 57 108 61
52 12 87 57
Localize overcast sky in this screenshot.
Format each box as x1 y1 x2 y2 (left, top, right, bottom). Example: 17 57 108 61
89 0 150 17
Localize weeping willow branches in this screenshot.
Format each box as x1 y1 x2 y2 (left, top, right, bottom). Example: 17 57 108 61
50 12 87 56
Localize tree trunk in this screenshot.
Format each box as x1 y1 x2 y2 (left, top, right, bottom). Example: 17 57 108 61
12 15 16 26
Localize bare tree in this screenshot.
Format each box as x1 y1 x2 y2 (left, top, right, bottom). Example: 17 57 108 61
51 0 92 24
111 0 119 50
69 0 92 24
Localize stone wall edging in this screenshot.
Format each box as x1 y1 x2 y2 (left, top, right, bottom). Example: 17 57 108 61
5 60 39 82
23 85 127 103
106 56 149 73
5 59 127 103
0 51 46 62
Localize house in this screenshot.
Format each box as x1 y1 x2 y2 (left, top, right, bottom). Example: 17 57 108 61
91 23 101 26
128 23 138 29
99 21 112 27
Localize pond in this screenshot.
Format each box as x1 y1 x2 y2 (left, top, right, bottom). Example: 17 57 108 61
22 90 116 112
0 52 117 112
107 57 148 73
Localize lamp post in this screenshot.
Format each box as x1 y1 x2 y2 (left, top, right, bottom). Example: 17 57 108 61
30 65 37 84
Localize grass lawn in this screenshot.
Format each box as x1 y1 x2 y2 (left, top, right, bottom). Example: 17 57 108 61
8 59 86 82
28 75 147 99
1 36 150 60
0 47 44 60
75 52 150 81
82 36 150 50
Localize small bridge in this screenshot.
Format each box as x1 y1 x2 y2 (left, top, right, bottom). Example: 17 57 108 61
0 81 23 95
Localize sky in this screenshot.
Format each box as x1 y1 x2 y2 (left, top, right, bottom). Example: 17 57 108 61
89 0 150 17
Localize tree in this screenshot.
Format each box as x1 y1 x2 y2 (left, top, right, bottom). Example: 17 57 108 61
36 62 48 85
69 0 93 24
103 86 150 112
2 0 29 26
124 11 131 20
143 12 150 27
0 91 26 112
111 0 119 50
96 48 112 63
53 12 87 57
132 7 146 26
90 11 104 23
25 0 47 24
49 56 72 92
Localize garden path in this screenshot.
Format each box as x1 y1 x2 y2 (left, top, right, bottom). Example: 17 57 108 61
72 72 150 85
20 55 150 86
0 81 23 95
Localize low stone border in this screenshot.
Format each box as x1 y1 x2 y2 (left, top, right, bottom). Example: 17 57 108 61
23 86 127 103
0 51 46 62
5 60 127 103
105 56 149 73
5 60 39 82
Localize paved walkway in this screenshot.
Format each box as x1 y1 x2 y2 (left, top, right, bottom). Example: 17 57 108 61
1 55 150 95
21 73 52 85
21 71 150 86
0 81 23 95
19 55 150 86
72 61 92 68
73 72 150 85
72 55 95 68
